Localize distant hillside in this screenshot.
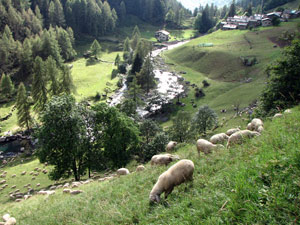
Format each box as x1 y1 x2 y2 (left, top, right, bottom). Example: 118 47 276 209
178 0 232 9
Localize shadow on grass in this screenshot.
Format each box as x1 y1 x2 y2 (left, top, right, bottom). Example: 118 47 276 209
85 58 100 67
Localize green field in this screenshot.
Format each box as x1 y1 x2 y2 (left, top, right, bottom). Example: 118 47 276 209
163 19 300 130
0 106 299 224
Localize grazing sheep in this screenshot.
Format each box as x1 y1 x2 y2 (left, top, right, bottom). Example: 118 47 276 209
5 217 17 225
50 186 56 190
247 118 264 132
36 183 40 187
32 177 36 180
257 126 264 133
117 168 130 176
34 167 39 171
70 190 83 195
166 141 178 152
24 195 32 200
56 185 63 189
63 189 71 194
149 159 194 203
151 154 180 166
196 139 224 155
29 171 34 175
11 174 16 178
37 190 55 195
273 113 283 118
11 185 16 189
63 183 69 188
226 128 240 136
284 109 292 114
3 214 11 222
210 133 229 144
226 130 260 148
0 180 6 185
15 199 22 203
21 171 26 176
136 165 145 172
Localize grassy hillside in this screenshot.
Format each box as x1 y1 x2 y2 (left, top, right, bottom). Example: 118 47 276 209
163 19 300 129
0 106 299 224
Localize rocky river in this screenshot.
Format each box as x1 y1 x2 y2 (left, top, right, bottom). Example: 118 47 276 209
110 40 190 117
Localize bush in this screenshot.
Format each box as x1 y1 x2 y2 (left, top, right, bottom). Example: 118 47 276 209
142 132 169 162
95 92 101 101
118 63 127 74
111 69 118 80
202 80 210 88
195 88 205 98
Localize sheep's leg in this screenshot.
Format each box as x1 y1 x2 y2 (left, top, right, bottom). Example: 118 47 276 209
164 187 174 199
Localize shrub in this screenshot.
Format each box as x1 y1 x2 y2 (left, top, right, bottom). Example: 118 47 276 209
202 80 210 88
95 92 101 101
111 69 118 80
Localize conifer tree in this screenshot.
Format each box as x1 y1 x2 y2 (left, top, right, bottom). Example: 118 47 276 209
132 25 141 38
0 74 14 98
128 76 142 103
131 33 140 51
20 38 33 79
123 37 130 52
60 65 75 95
115 54 120 67
120 1 126 21
32 56 48 112
90 39 102 59
16 82 31 130
46 56 59 96
41 29 63 66
137 56 155 93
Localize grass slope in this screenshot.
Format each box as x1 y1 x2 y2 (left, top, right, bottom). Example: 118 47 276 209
163 19 300 129
0 107 299 224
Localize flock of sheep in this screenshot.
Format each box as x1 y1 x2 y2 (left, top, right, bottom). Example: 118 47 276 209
0 108 293 223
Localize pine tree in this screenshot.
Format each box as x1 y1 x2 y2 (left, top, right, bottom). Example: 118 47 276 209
0 74 14 98
60 65 75 95
123 37 131 60
131 33 140 51
41 29 63 66
128 76 142 103
131 51 143 75
32 56 48 112
120 1 126 21
90 39 102 59
137 56 155 93
16 82 31 130
56 27 77 61
45 56 59 96
20 38 33 79
115 54 120 66
228 0 236 18
132 25 141 38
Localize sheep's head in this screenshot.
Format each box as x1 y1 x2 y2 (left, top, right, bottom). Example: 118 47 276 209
149 193 161 203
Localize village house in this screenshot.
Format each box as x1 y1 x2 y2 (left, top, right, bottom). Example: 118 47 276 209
222 24 237 30
155 30 170 42
262 18 272 27
267 12 282 19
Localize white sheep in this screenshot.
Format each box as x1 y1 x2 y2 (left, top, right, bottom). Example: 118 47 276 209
136 165 145 172
0 180 6 185
37 190 55 195
226 130 260 148
196 139 224 155
11 174 16 178
21 171 26 176
209 133 229 144
117 168 130 176
24 195 32 200
226 128 240 136
149 159 194 203
284 109 292 114
247 118 263 132
63 189 71 194
63 183 69 188
3 214 11 222
70 190 83 195
5 217 17 225
273 113 283 118
151 154 180 166
36 183 40 187
166 141 178 152
11 185 16 189
257 126 264 133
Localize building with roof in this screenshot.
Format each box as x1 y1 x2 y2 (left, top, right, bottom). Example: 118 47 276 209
155 30 170 42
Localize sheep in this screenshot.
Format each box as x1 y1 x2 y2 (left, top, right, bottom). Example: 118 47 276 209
257 126 264 133
29 171 34 175
196 139 224 155
11 174 16 178
149 159 194 203
37 190 55 195
15 199 22 203
151 154 180 166
36 183 40 187
63 189 71 194
5 217 17 225
21 171 26 176
117 168 130 176
11 185 16 189
226 128 240 136
273 113 283 118
3 214 11 222
63 183 69 188
70 190 83 195
0 180 6 185
226 130 260 148
284 109 292 114
34 167 39 171
166 141 178 152
24 195 32 200
136 165 145 172
32 177 36 180
50 186 56 190
247 118 263 132
209 133 229 144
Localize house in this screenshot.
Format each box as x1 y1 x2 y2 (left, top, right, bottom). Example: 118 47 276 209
267 12 282 19
222 24 237 30
155 30 170 42
262 18 272 27
238 22 248 30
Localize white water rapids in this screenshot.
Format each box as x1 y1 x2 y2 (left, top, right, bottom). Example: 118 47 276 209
110 40 190 117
